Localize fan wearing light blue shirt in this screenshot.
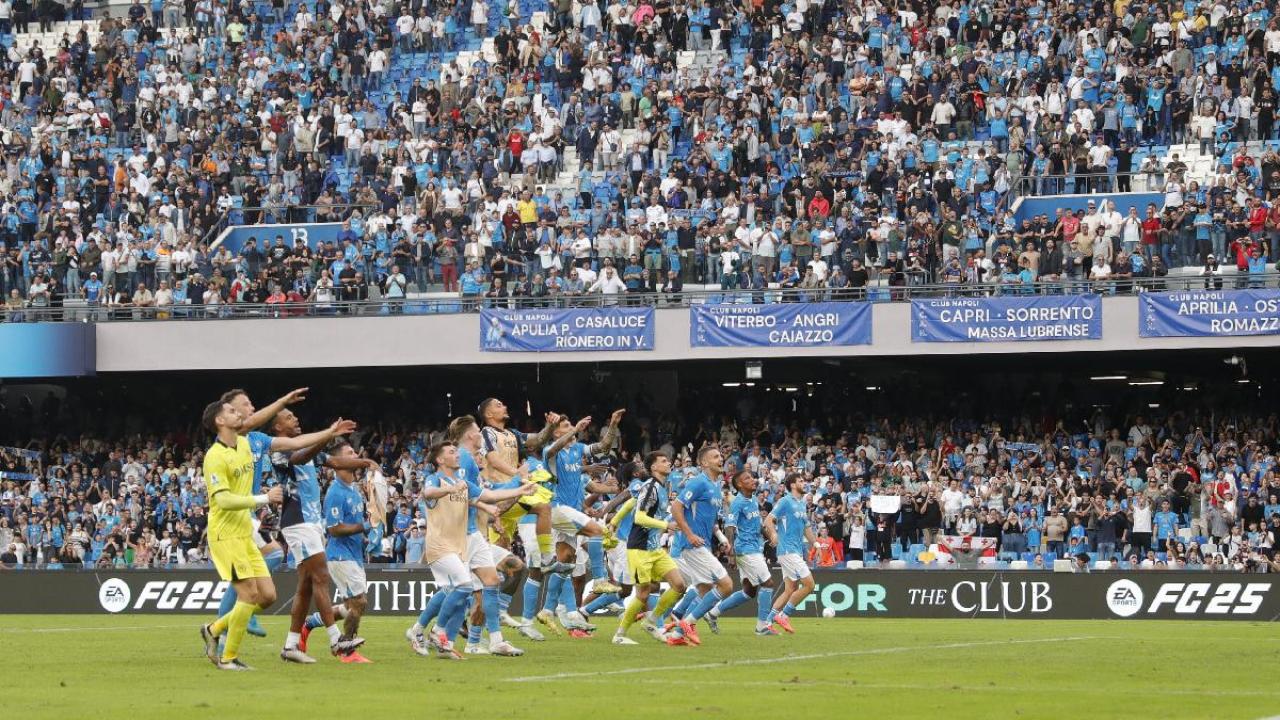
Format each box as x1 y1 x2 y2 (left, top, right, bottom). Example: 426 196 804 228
764 473 817 634
1154 500 1180 546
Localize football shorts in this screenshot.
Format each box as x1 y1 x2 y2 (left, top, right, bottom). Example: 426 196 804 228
779 552 813 581
676 546 728 585
281 522 326 565
329 560 367 600
735 553 772 586
626 548 678 586
210 536 269 582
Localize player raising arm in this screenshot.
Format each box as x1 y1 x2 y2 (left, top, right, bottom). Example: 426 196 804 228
268 409 370 663
478 399 560 571
199 399 284 671
580 459 646 618
211 387 308 639
538 410 625 632
763 473 817 634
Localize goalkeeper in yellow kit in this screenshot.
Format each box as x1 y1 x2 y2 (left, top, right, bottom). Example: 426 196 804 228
198 399 284 671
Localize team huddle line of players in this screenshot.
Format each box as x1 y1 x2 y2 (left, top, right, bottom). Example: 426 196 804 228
195 390 818 669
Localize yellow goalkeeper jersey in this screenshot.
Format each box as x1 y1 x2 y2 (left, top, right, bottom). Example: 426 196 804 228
204 436 256 541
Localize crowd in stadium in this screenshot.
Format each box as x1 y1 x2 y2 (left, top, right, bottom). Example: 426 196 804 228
11 0 1280 319
4 402 1280 572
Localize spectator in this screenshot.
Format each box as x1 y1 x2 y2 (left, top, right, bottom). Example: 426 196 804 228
1044 508 1068 557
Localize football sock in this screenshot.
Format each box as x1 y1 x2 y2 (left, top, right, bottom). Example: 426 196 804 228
559 574 579 612
413 587 448 632
305 604 348 631
668 587 699 620
687 588 723 621
215 587 238 629
584 592 619 614
652 587 682 622
211 609 232 638
711 589 749 617
482 586 502 633
586 536 607 579
220 601 256 662
756 588 775 625
439 587 472 643
619 597 646 631
521 578 541 620
542 572 564 612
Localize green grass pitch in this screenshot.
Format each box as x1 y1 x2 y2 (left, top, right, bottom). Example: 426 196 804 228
2 615 1277 719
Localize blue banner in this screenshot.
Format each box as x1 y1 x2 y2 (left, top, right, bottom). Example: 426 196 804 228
480 307 655 352
690 302 872 347
912 295 1103 342
216 222 346 255
1139 289 1280 337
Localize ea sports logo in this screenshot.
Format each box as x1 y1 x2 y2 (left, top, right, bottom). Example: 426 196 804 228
1106 579 1144 617
99 578 131 613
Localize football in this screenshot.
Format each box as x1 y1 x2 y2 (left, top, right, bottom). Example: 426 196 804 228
822 608 836 619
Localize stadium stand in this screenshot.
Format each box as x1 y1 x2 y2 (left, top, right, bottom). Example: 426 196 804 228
3 399 1278 573
10 0 1280 320
5 0 1280 575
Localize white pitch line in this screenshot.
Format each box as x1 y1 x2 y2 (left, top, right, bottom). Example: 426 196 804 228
505 635 1103 683
568 677 1280 698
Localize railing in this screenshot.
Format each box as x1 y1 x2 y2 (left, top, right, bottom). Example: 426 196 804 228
7 271 1278 322
1012 171 1171 198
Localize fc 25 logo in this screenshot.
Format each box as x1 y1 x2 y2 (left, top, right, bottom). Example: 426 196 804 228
98 579 227 613
1106 580 1269 617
